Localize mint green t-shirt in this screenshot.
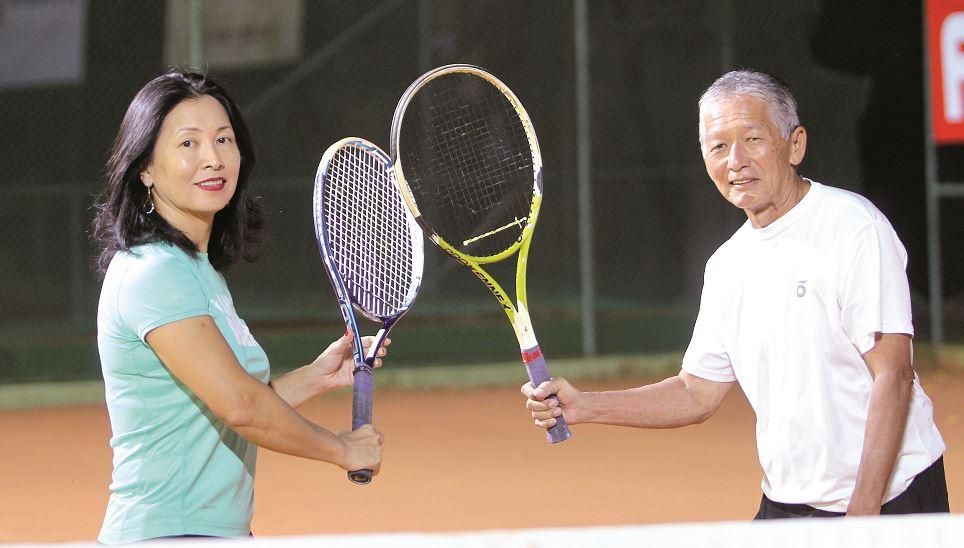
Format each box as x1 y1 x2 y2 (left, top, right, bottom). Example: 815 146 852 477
96 243 269 544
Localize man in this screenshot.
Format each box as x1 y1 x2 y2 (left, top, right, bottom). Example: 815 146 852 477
523 70 948 518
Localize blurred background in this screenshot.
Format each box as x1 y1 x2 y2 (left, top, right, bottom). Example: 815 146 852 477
1 0 963 385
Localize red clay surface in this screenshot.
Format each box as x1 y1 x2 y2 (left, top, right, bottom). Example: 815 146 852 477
1 370 960 542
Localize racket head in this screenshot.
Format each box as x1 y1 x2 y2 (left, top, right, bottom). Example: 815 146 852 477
313 137 424 324
390 64 543 264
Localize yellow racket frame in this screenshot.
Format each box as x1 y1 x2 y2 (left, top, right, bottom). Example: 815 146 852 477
391 64 544 350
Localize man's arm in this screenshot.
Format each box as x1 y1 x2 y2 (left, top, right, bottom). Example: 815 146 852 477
524 371 734 429
848 332 915 515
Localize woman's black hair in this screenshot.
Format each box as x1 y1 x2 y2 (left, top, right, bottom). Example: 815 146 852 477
90 69 264 274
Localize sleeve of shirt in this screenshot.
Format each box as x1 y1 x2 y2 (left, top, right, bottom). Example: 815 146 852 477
681 261 736 383
839 220 914 355
116 250 211 342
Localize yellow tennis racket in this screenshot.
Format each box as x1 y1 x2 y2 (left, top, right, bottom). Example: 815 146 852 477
390 64 571 444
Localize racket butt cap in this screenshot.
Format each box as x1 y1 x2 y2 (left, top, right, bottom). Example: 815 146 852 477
348 469 373 484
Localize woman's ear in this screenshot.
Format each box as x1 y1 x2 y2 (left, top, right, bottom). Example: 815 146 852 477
140 167 153 188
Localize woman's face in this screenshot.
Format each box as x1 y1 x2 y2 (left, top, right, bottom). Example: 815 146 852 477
140 95 240 233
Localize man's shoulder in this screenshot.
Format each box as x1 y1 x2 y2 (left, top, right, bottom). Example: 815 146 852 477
809 180 887 224
705 225 751 272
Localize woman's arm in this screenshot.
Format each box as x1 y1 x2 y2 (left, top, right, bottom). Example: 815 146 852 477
268 333 390 408
146 316 382 473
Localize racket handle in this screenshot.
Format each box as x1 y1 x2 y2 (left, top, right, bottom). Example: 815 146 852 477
348 364 374 485
351 364 374 430
545 402 571 443
522 345 572 444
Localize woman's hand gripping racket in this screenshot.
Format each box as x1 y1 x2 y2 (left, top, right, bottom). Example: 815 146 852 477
313 137 424 483
390 64 571 444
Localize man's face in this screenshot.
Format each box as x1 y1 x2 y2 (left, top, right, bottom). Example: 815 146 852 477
699 95 806 227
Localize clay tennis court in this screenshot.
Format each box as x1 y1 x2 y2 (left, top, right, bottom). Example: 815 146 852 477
1 369 960 543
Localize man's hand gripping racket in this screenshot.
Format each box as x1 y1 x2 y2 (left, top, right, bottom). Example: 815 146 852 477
313 137 424 482
390 64 571 443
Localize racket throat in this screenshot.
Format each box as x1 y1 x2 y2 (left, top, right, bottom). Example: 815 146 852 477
512 302 538 349
362 326 392 364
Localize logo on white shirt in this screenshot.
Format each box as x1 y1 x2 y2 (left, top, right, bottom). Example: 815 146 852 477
796 280 808 298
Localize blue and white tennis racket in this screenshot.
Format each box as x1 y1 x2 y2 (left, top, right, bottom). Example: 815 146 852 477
313 137 424 484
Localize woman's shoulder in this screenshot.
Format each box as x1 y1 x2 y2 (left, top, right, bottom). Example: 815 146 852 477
106 243 202 286
115 242 196 266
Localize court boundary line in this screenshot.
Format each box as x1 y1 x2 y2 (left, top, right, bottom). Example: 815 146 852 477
0 353 684 410
3 345 960 410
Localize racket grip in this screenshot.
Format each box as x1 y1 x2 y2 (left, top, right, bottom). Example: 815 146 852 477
348 365 374 485
522 345 572 444
352 365 374 430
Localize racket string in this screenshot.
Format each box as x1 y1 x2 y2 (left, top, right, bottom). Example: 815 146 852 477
399 73 536 257
323 144 418 318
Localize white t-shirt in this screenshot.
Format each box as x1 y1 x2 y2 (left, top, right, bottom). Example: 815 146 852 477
682 180 945 512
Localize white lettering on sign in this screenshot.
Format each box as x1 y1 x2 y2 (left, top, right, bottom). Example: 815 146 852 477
942 12 964 123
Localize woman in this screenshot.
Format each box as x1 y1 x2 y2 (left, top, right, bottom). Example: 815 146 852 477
90 70 386 543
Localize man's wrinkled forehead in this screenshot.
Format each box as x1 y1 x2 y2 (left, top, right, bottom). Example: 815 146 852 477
699 95 776 137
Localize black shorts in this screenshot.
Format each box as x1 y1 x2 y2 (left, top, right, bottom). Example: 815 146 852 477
754 456 949 519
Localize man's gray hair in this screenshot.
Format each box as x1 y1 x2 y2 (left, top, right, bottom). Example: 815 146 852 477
698 70 800 143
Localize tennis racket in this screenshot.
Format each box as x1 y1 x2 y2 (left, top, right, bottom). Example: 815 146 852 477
313 137 424 483
390 64 571 444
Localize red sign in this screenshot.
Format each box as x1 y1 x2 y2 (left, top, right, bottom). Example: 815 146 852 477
928 0 964 143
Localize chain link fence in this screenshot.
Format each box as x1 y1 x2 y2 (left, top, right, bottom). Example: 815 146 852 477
1 0 962 383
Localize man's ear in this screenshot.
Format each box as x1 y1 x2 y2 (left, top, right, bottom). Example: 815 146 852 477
789 125 807 167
